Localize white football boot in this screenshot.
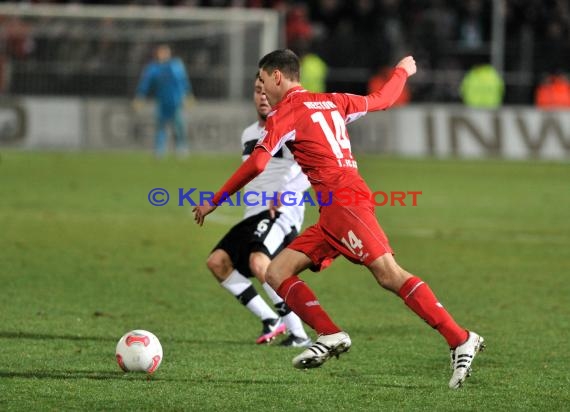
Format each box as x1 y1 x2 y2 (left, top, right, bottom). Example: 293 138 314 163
449 331 486 389
292 331 351 369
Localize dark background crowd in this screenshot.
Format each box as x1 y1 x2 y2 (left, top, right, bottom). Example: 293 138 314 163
1 0 569 104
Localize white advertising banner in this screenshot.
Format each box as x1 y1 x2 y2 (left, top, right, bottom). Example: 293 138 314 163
0 97 82 148
392 106 570 160
83 100 252 152
0 97 568 160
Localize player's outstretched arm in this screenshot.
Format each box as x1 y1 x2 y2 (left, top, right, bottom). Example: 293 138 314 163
192 148 272 226
366 55 416 111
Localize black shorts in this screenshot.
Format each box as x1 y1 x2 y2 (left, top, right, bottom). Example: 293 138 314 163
212 210 298 278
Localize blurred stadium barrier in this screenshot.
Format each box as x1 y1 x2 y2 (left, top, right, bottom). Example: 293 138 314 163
0 3 281 99
1 97 568 160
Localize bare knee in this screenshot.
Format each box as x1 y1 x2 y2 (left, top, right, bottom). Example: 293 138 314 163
375 266 409 292
369 254 412 293
249 252 270 283
265 261 287 291
206 250 233 282
266 248 313 293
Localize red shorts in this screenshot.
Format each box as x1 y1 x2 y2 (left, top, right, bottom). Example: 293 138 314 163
287 202 393 271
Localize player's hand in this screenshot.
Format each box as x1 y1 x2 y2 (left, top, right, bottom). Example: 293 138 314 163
269 192 282 220
193 204 217 226
396 56 417 77
132 98 145 112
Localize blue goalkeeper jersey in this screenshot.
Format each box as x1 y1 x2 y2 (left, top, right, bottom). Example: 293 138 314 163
136 58 191 116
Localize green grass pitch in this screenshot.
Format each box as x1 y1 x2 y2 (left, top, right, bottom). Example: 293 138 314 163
0 151 569 411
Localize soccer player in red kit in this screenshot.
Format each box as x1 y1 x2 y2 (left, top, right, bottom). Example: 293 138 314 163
193 49 485 389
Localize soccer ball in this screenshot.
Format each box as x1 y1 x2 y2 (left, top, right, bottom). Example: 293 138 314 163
115 330 163 374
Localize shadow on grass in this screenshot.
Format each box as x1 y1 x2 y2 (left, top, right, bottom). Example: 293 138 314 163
326 372 432 389
0 331 116 342
0 370 128 380
0 331 253 346
0 370 300 385
158 376 300 385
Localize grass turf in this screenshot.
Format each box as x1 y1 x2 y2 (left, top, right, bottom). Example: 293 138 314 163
0 151 569 411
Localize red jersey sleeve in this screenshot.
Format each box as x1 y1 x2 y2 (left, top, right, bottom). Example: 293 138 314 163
333 67 408 122
365 67 408 111
212 148 272 205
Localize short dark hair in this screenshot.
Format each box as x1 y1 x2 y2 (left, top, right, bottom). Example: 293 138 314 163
258 49 300 82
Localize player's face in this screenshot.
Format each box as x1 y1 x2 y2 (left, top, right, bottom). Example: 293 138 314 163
258 69 280 107
156 45 171 62
254 78 271 120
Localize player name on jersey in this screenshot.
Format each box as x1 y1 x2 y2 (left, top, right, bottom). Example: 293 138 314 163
303 101 337 110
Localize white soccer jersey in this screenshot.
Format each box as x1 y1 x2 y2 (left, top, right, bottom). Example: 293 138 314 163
241 121 310 233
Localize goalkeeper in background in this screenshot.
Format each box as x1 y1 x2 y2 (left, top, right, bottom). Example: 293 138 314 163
134 44 194 157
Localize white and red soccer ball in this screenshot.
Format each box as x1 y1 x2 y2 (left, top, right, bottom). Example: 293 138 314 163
115 330 163 374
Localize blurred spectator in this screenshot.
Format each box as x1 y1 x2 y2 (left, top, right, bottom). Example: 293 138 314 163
377 0 407 65
0 56 8 93
535 74 570 109
286 3 313 48
2 17 35 60
460 64 504 108
308 0 345 38
350 0 378 37
368 66 410 106
300 51 327 92
0 16 35 93
409 0 457 71
457 0 489 50
535 19 569 76
291 36 327 93
4 0 570 104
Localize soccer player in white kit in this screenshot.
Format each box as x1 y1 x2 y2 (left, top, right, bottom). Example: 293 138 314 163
206 74 312 347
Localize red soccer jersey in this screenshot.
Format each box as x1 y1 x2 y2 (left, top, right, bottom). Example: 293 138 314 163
256 68 408 198
211 68 408 206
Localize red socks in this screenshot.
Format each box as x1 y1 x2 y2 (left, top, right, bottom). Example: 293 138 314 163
399 276 468 348
276 275 341 335
275 274 468 347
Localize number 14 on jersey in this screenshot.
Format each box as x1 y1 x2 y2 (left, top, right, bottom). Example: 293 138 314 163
311 110 357 168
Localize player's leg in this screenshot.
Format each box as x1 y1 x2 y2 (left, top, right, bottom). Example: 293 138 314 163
320 202 470 346
368 252 469 347
206 249 279 324
172 107 188 156
247 215 311 346
249 251 310 347
266 245 340 336
366 242 484 388
154 109 168 157
320 203 484 384
206 220 281 343
205 248 233 282
266 229 351 369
